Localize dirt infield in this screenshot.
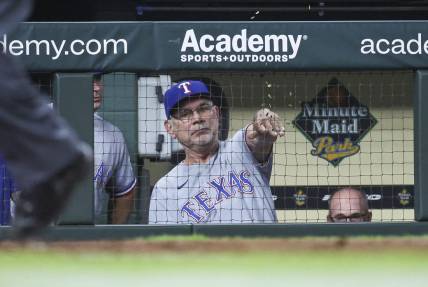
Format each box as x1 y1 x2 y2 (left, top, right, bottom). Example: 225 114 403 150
1 236 427 253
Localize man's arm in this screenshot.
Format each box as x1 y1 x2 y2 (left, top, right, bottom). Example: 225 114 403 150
111 187 135 224
245 108 285 163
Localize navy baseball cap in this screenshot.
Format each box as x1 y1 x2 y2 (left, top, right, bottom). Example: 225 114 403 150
164 80 210 119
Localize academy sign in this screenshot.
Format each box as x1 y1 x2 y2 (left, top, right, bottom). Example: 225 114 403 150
180 29 307 63
361 33 428 55
293 78 377 166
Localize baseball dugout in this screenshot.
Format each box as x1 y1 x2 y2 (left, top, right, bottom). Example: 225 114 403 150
2 21 428 238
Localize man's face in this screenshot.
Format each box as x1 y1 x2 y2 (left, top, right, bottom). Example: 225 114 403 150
165 98 219 151
93 79 103 111
328 189 372 223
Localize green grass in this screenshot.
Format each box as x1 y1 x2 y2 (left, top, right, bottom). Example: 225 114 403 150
0 237 427 287
142 234 428 241
143 234 210 241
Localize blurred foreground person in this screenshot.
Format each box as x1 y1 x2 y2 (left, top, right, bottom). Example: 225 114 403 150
0 0 92 238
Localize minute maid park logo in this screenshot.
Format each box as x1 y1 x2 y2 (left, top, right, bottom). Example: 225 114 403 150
293 78 377 166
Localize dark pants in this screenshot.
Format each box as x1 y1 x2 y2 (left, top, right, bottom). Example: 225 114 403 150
0 54 84 190
0 0 86 190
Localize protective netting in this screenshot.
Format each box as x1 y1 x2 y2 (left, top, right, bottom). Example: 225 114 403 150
2 71 413 225
140 71 414 224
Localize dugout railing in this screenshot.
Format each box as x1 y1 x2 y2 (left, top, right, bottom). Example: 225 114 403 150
1 21 428 239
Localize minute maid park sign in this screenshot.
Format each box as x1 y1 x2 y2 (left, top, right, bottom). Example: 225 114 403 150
293 78 377 166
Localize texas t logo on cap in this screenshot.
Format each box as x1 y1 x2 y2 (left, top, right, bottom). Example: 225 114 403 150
163 80 210 119
178 81 192 94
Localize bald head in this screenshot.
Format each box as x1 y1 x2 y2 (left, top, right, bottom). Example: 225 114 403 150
328 188 372 223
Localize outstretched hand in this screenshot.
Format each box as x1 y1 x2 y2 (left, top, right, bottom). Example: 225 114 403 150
247 108 285 141
246 108 285 163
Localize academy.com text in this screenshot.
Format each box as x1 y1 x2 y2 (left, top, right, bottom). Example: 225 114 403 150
0 34 128 60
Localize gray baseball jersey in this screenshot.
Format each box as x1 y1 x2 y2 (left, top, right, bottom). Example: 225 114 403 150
93 113 136 217
149 129 277 224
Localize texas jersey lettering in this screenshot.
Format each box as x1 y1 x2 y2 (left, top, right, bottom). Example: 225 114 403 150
181 169 255 222
149 129 277 224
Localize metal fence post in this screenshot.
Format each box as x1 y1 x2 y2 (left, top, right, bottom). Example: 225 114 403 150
54 73 94 225
414 70 428 221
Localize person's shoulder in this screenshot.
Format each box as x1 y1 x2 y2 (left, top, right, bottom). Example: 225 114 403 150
94 113 120 131
153 164 182 189
222 129 245 148
94 113 125 141
152 176 171 197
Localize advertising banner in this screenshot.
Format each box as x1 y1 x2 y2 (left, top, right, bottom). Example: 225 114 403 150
3 21 428 71
272 185 414 210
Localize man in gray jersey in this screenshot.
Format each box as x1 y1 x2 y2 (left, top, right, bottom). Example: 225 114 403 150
93 75 136 224
149 80 285 224
0 0 92 238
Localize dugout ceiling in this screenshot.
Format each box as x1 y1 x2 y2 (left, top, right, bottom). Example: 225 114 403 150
30 0 428 21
